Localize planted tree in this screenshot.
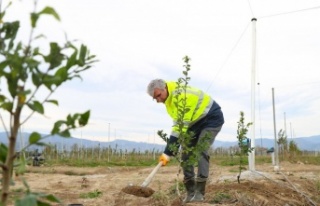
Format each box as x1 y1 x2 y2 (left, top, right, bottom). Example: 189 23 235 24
236 111 253 183
277 129 288 160
0 1 97 205
158 56 211 198
288 140 301 158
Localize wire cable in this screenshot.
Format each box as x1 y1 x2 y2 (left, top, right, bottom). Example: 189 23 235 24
206 4 320 94
270 81 320 90
246 0 255 17
258 5 320 19
206 21 251 92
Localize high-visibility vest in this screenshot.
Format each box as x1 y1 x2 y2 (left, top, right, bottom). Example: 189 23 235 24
165 81 213 137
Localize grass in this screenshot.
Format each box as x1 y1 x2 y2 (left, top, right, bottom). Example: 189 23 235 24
38 153 320 168
287 155 320 165
152 190 170 206
64 171 86 176
214 155 320 167
315 180 320 191
79 189 102 199
209 192 232 204
45 158 163 167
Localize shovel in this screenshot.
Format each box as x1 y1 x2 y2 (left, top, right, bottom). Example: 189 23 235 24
122 162 163 197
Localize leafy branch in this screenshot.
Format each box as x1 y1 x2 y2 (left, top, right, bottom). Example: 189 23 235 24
0 1 98 205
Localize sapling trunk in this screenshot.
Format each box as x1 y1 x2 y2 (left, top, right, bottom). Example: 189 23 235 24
236 111 253 184
1 105 22 205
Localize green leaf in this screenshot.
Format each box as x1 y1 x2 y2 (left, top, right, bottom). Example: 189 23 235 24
21 178 31 192
16 154 27 175
15 194 37 206
0 143 8 163
46 99 58 106
51 120 66 135
78 44 87 66
33 34 46 40
55 67 68 84
25 57 40 70
36 201 51 206
1 102 13 112
31 72 41 87
29 132 41 144
46 43 63 70
30 12 39 28
27 101 44 114
59 129 71 137
66 49 77 69
79 110 90 126
0 60 8 71
30 7 60 28
33 101 44 114
42 194 61 203
0 94 6 102
42 74 60 90
39 7 60 21
34 142 50 147
1 21 19 40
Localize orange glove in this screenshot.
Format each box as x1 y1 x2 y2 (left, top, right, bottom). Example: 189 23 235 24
159 153 170 166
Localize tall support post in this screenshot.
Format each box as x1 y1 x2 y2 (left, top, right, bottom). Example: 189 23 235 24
290 122 293 140
108 122 110 162
153 130 156 160
284 112 288 152
249 18 257 171
272 88 279 170
284 112 287 135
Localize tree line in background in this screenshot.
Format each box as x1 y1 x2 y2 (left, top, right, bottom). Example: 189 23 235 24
18 138 317 168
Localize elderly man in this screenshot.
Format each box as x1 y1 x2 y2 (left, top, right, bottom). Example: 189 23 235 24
147 79 224 203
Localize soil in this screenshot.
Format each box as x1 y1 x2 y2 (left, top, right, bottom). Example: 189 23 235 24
9 161 320 206
121 185 155 197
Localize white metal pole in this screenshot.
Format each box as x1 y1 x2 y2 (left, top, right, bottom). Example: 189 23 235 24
290 122 293 140
153 130 156 160
284 112 287 136
284 112 288 151
249 18 257 171
108 122 110 162
272 88 279 170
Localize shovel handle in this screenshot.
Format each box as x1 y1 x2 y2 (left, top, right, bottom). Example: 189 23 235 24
141 161 163 187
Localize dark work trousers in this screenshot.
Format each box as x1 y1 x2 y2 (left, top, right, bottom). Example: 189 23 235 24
182 126 222 182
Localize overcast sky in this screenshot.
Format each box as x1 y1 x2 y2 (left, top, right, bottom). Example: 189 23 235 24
1 0 320 145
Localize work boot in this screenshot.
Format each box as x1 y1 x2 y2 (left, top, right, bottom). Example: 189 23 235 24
183 178 195 203
191 180 206 202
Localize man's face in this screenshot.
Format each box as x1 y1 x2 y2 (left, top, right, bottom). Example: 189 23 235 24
153 88 167 103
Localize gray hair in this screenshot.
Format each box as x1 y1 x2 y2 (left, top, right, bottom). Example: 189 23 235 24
147 79 166 97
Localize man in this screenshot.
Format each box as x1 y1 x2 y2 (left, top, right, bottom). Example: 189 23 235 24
147 79 224 203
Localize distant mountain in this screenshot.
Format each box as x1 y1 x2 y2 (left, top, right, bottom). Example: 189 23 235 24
293 136 320 151
253 135 320 151
217 135 320 151
0 132 165 152
0 132 319 152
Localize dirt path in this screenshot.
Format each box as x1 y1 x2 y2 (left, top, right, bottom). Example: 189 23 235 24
10 161 320 206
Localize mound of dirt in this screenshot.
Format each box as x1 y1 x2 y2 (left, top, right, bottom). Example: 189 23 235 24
121 185 155 198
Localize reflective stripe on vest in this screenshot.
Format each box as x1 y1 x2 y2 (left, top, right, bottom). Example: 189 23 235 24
165 81 213 137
